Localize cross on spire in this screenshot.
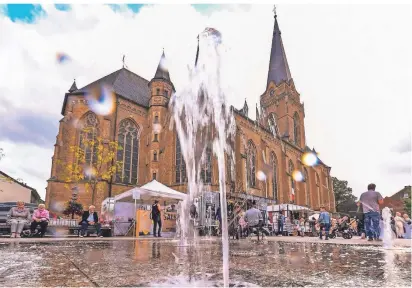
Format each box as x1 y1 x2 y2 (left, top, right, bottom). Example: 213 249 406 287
273 5 277 18
122 55 128 69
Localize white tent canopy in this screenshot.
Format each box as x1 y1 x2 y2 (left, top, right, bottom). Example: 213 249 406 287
114 180 187 204
267 204 312 212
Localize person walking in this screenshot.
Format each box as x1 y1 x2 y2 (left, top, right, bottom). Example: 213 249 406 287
358 183 384 241
278 211 285 236
151 200 162 237
317 206 331 240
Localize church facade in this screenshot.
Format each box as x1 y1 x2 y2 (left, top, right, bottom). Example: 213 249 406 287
45 14 335 213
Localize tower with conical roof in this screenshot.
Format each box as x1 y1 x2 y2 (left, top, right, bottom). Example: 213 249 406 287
260 10 306 149
148 50 175 182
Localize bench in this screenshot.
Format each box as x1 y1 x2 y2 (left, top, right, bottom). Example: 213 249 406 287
68 226 112 237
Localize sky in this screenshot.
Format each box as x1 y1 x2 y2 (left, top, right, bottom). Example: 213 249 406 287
0 4 411 201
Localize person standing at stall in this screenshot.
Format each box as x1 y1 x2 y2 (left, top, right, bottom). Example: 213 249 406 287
151 200 162 237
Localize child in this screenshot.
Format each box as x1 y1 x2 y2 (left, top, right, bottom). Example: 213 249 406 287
299 217 305 237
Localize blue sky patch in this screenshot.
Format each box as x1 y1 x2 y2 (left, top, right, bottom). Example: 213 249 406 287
108 4 144 13
0 4 217 24
55 4 71 11
1 4 45 23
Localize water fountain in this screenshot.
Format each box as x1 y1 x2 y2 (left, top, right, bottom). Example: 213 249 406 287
170 27 236 287
382 207 393 249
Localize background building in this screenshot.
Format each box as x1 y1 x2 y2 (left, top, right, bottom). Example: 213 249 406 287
380 185 411 214
0 171 42 204
45 13 335 213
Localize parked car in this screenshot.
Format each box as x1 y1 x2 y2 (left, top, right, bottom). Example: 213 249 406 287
0 202 38 235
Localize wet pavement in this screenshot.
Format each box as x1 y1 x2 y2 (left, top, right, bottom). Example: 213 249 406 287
0 238 410 287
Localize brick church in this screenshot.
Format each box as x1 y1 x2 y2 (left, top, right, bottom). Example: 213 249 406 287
45 12 335 213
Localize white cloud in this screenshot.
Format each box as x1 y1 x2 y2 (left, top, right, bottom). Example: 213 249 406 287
0 4 411 200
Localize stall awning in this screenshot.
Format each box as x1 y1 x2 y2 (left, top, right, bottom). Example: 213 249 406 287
267 204 312 212
113 180 187 204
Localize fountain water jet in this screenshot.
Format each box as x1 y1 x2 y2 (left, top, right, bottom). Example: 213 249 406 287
382 207 393 249
170 28 236 287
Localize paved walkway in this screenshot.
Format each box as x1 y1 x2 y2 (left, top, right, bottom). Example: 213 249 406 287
264 235 411 247
1 235 410 247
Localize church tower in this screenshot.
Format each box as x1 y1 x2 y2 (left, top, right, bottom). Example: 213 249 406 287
148 50 175 182
260 12 306 149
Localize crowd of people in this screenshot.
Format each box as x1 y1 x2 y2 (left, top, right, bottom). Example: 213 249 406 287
6 183 411 241
226 183 411 241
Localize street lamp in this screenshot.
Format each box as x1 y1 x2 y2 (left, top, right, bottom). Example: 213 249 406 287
71 186 79 203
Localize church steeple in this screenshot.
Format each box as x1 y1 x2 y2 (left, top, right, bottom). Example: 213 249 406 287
153 50 171 82
267 12 292 87
68 79 77 93
150 50 175 92
195 34 200 67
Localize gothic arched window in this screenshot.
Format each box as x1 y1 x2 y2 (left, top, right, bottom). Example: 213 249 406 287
324 172 329 189
200 146 212 184
268 113 279 137
293 112 301 147
79 112 99 167
270 152 278 201
247 141 256 188
315 172 321 207
116 119 139 184
304 168 310 206
289 159 295 193
175 136 187 183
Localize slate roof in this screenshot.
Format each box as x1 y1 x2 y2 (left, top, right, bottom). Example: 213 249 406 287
0 170 42 202
153 51 171 82
267 15 292 87
68 79 78 92
74 68 151 108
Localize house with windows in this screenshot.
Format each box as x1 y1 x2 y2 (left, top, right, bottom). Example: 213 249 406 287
0 171 42 204
380 185 411 214
45 11 335 213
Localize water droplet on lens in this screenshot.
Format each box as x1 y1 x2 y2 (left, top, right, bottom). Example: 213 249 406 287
153 123 162 134
86 85 115 116
256 170 266 181
84 165 97 178
292 170 304 182
56 52 70 64
301 152 318 167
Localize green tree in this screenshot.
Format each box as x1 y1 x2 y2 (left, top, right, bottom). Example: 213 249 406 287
404 198 411 216
63 201 84 219
332 177 358 214
57 128 122 205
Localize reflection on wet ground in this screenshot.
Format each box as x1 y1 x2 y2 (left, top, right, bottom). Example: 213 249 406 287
0 240 410 287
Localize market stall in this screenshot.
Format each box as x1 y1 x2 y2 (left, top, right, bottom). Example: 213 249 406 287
267 204 314 235
101 180 187 236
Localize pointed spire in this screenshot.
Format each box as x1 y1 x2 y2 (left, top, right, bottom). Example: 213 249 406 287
256 104 260 121
153 50 171 82
68 79 77 92
239 98 249 117
267 11 292 87
195 34 200 67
